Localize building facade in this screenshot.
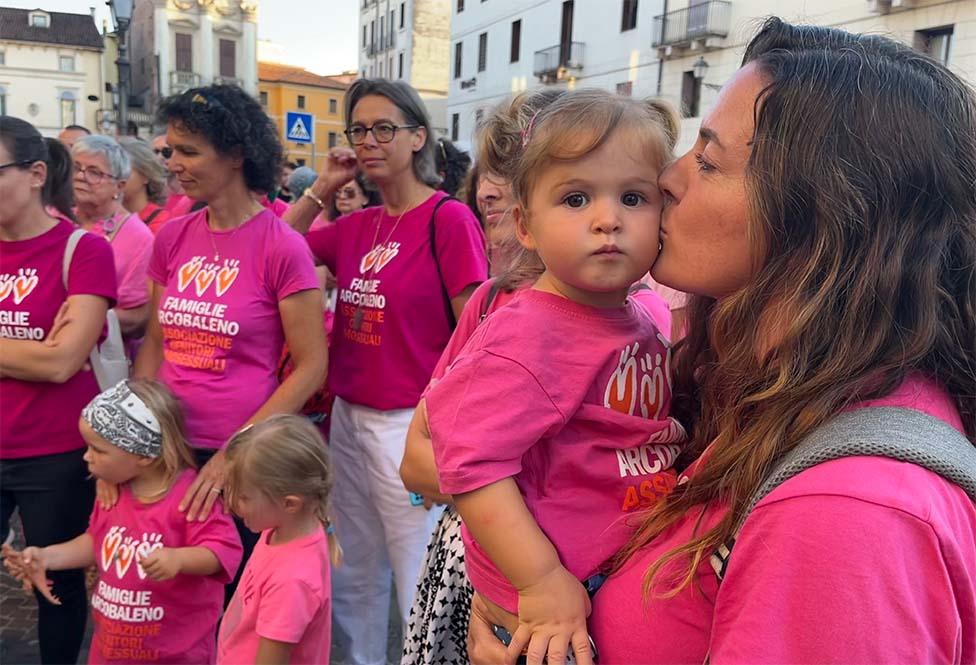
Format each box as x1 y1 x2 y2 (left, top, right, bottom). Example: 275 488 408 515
446 0 975 154
446 0 666 152
258 62 349 171
654 0 976 151
358 0 450 134
128 0 258 127
0 7 105 136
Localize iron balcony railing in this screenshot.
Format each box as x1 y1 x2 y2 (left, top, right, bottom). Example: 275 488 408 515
533 41 584 80
169 70 201 92
652 1 731 48
214 75 243 87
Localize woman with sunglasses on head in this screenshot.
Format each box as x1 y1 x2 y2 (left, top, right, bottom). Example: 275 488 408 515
285 78 488 665
0 116 118 664
72 135 154 343
130 85 326 598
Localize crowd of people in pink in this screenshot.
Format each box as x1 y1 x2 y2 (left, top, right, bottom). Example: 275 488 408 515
0 17 974 665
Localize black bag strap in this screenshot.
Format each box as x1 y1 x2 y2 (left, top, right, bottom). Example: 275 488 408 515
710 406 976 581
429 196 459 329
479 279 504 323
143 207 163 225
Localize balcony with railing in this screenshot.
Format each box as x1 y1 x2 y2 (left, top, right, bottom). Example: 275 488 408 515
533 42 584 83
652 1 731 50
367 31 396 56
214 75 244 87
170 70 201 93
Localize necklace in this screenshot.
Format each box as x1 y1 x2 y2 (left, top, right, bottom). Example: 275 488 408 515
352 201 417 331
206 205 262 262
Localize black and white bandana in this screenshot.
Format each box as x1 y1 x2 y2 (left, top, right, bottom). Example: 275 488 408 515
82 381 162 458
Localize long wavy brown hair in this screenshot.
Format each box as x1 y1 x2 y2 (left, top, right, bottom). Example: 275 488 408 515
614 17 976 595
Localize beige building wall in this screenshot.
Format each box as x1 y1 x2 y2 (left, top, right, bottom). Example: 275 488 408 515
0 41 103 136
655 0 976 151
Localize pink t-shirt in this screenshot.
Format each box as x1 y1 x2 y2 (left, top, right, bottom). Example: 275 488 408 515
0 220 117 459
88 213 153 310
87 469 242 664
148 209 319 449
162 195 195 218
306 192 487 410
589 375 975 664
429 279 521 383
217 528 332 665
428 289 688 613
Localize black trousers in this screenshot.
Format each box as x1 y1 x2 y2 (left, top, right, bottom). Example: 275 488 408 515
0 449 94 665
192 447 259 606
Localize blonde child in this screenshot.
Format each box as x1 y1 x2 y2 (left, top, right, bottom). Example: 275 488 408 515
217 415 340 665
2 379 242 664
426 90 687 665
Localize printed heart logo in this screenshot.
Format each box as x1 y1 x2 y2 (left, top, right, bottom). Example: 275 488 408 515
215 265 239 297
12 273 38 305
115 540 136 579
605 344 640 416
374 244 399 273
177 258 203 292
640 370 666 421
0 278 14 304
359 247 380 274
100 527 124 572
194 268 216 297
135 533 164 580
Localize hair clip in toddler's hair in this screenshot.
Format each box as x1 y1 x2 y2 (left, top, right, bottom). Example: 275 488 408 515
520 110 541 149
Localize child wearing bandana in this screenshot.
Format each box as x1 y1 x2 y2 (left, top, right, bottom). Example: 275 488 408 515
2 380 242 664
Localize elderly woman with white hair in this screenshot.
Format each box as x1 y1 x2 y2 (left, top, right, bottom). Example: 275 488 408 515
72 134 154 340
119 136 171 234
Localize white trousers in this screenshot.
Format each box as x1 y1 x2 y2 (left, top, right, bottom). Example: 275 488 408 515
330 397 443 665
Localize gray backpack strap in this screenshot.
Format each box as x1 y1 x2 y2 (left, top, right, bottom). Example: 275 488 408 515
710 407 976 580
62 228 87 289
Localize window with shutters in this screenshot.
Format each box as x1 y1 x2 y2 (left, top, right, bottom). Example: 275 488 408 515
219 40 236 78
510 20 521 63
621 0 638 32
454 41 462 79
478 32 487 72
175 33 192 72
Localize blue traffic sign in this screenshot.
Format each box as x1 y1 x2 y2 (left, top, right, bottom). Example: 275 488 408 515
285 111 314 144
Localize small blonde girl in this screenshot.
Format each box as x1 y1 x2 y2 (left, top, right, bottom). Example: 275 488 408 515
217 414 340 665
1 379 243 665
426 90 686 665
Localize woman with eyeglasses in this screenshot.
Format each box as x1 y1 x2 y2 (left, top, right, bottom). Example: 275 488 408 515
0 116 118 664
130 85 326 604
119 136 172 234
285 78 488 665
72 135 154 343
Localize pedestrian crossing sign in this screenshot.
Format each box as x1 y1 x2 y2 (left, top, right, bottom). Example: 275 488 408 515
286 111 314 144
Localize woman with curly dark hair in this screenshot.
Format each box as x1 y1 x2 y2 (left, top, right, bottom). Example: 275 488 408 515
127 85 326 591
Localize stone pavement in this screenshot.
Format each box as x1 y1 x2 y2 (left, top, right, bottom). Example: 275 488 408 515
1 513 403 664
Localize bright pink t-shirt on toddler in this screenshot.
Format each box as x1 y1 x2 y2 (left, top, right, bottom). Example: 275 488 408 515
87 469 242 664
0 220 117 459
306 192 487 411
217 528 332 665
589 374 975 664
428 288 688 614
148 209 319 449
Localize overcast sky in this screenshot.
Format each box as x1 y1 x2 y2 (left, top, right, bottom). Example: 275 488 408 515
5 0 359 74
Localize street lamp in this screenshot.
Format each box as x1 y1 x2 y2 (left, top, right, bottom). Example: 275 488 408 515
692 56 709 80
107 0 133 134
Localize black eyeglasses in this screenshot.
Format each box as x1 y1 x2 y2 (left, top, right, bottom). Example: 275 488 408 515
0 159 35 171
154 147 173 159
344 122 419 146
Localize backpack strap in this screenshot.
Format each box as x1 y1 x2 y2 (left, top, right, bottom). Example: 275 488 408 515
710 406 976 581
429 196 459 329
479 279 504 323
62 229 87 289
143 207 163 226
